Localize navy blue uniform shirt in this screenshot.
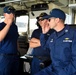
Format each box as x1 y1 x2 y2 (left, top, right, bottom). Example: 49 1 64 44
31 28 54 57
38 25 76 75
0 22 19 54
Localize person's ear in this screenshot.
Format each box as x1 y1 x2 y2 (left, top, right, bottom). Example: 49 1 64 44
55 18 60 23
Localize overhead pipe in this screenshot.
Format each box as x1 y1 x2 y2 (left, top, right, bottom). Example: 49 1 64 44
0 0 21 4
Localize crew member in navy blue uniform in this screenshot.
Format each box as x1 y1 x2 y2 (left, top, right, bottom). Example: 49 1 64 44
29 12 54 75
35 8 76 75
0 6 20 75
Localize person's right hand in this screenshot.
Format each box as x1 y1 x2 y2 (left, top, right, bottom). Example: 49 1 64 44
42 20 50 34
4 13 14 26
6 18 13 26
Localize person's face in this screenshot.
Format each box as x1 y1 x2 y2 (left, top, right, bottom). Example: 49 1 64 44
48 17 57 29
4 13 15 20
38 17 49 27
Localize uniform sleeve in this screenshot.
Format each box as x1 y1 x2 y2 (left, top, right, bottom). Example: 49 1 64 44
14 23 19 38
44 29 54 40
0 23 6 30
31 30 36 38
31 30 37 38
40 33 49 50
31 29 40 39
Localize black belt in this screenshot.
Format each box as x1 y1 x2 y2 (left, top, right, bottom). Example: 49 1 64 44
0 53 18 56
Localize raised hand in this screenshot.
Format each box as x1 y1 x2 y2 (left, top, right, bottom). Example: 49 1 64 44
41 20 50 34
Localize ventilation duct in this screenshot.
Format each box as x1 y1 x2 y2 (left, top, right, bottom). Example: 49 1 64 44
31 3 49 11
15 10 28 16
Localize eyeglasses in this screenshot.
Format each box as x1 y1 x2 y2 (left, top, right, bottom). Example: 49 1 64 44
38 19 45 21
48 17 56 22
48 19 51 22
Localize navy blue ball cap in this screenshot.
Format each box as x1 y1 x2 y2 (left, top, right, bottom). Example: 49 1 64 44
43 8 66 21
3 6 16 14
